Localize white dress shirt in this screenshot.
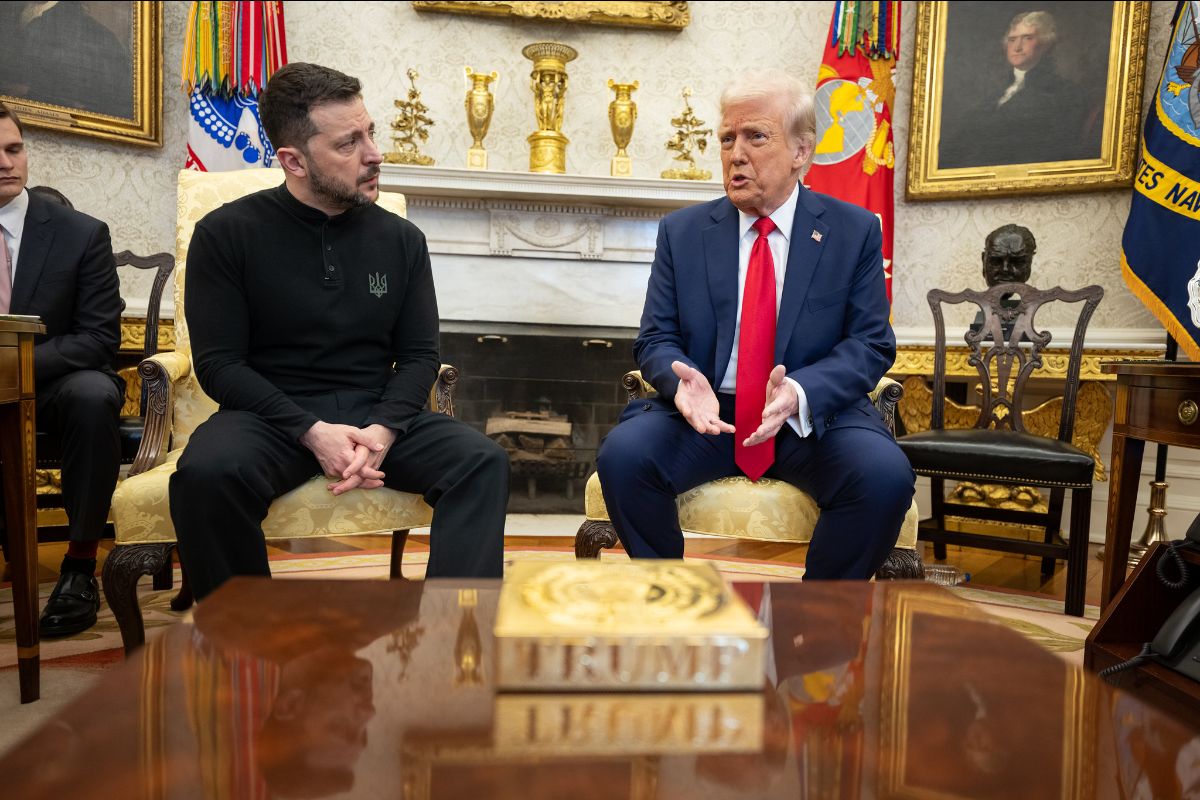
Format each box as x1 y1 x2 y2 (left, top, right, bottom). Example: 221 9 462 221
997 67 1028 106
717 183 813 437
0 188 29 286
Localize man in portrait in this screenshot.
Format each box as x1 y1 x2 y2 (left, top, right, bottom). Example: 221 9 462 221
0 1 133 119
596 69 914 579
0 101 126 636
940 10 1100 169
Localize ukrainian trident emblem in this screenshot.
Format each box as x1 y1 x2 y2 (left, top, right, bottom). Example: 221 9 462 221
369 272 388 298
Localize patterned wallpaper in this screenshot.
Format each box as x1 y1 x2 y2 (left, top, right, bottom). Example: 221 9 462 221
20 0 1175 334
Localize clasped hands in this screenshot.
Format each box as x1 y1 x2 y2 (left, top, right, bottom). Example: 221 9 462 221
300 421 397 496
671 361 797 447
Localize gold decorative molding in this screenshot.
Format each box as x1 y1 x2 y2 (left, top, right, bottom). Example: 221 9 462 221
120 317 175 352
412 1 690 30
890 345 1159 383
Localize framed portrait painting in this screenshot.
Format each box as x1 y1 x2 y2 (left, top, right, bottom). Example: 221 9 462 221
906 1 1149 200
0 1 162 147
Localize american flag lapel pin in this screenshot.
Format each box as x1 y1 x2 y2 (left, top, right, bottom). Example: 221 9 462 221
811 230 823 242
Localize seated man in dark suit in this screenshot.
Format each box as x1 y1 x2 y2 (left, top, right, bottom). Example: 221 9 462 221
0 101 125 636
597 70 914 579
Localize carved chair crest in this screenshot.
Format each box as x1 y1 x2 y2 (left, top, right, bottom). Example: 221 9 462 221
928 282 1103 441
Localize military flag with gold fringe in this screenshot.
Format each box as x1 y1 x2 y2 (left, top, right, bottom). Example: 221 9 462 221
805 0 900 303
1122 1 1200 359
182 1 287 172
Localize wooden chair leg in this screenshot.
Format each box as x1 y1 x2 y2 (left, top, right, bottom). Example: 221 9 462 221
151 549 174 591
390 529 410 579
1064 487 1091 617
1041 487 1066 577
875 547 925 580
575 520 617 558
100 543 174 655
930 477 948 561
170 562 193 612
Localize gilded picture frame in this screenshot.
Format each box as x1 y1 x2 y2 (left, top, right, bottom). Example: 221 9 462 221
906 1 1148 201
0 1 162 147
411 1 690 31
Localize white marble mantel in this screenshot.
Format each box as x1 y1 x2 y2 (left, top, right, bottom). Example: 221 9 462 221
379 164 723 330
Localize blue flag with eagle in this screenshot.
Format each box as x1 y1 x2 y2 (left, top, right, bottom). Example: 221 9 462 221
1122 1 1200 359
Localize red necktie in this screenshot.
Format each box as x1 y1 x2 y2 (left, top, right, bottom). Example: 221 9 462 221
735 216 777 481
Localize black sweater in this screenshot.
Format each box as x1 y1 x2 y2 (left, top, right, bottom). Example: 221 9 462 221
185 183 439 440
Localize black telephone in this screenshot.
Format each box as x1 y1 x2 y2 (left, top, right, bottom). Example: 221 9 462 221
1149 585 1200 681
1100 517 1200 684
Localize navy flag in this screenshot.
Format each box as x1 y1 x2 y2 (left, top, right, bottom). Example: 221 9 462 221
1123 1 1200 360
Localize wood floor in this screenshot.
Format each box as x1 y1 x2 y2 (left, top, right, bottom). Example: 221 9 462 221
12 529 1116 609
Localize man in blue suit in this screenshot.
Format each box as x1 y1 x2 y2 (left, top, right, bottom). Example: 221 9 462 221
597 70 914 579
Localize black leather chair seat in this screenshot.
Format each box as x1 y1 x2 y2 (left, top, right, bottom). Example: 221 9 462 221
35 416 144 467
898 428 1094 488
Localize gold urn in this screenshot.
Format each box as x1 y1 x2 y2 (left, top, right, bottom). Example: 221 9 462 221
464 67 498 170
522 41 578 174
607 79 638 177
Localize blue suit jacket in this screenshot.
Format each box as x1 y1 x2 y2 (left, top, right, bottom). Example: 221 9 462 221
633 183 894 439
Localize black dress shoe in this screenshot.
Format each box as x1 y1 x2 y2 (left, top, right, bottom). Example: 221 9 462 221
39 571 100 638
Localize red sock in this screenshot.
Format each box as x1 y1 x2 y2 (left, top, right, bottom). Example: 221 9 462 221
66 540 99 561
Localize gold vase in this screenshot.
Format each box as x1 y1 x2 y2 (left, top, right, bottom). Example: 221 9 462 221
522 41 577 174
464 67 497 170
607 79 638 177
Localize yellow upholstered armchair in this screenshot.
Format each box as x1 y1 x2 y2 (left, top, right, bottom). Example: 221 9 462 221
576 372 924 579
102 168 456 652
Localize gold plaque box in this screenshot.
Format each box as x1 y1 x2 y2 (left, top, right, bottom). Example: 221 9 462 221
494 561 768 691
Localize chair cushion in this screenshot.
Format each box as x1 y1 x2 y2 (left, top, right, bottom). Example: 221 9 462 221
110 449 433 545
897 429 1094 488
584 472 919 550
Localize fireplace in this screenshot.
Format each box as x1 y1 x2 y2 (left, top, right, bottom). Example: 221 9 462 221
440 323 637 512
376 164 720 511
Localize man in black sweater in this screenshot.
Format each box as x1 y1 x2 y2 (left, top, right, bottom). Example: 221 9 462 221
170 63 509 600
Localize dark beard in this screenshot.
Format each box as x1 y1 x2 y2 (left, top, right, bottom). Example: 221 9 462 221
309 164 378 211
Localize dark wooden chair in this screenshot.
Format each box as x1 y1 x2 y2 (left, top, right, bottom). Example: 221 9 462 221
18 188 176 543
32 249 175 536
896 282 1103 616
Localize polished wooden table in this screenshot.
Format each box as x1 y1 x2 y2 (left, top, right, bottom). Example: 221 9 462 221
0 316 45 703
1100 361 1200 609
2 577 1197 798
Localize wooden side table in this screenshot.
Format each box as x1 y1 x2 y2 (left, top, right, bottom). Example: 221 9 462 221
0 316 45 703
1100 361 1200 610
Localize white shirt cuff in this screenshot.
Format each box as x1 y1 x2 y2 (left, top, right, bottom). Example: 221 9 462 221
784 377 812 438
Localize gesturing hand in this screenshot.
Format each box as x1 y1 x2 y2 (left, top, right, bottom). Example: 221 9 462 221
671 361 736 436
743 365 799 447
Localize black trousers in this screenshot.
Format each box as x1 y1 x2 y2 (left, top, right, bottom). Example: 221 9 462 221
169 404 510 601
35 370 123 542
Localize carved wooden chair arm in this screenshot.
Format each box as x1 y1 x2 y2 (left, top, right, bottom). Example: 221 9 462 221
129 351 192 477
869 376 903 437
621 370 655 401
431 363 459 416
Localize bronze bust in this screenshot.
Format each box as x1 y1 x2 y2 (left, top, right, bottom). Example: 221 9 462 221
982 224 1036 286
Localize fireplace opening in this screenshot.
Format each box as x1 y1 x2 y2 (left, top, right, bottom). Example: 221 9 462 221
439 323 638 513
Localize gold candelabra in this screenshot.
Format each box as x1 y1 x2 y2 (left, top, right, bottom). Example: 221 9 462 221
607 79 638 177
522 41 577 174
661 87 712 180
464 66 498 170
385 67 435 166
